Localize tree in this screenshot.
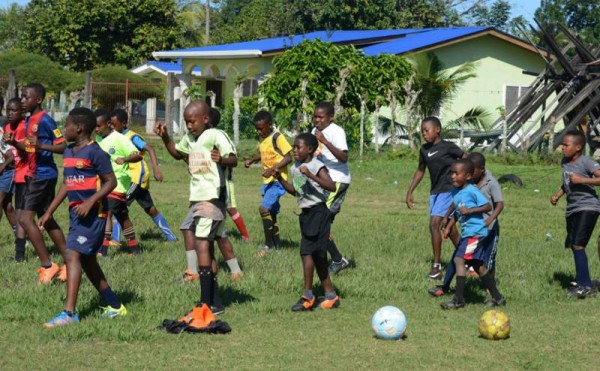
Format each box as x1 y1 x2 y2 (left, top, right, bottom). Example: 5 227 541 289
468 0 511 30
0 51 77 92
22 0 181 71
534 0 600 46
0 4 26 52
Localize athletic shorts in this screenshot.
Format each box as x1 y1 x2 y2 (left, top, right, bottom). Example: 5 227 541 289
456 235 486 261
180 203 226 238
327 182 349 218
127 186 155 210
429 192 453 217
0 168 14 194
260 181 286 214
480 222 500 271
107 193 129 218
226 180 237 209
565 210 599 248
23 176 56 213
299 203 331 258
66 208 106 255
14 182 26 210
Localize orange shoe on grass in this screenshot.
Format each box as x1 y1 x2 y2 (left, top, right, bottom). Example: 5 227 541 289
183 269 199 282
37 262 60 284
317 295 340 309
56 265 68 282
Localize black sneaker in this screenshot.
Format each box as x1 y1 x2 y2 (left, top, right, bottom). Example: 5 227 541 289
210 305 225 315
291 296 316 311
329 257 350 274
485 297 507 307
440 296 465 309
567 285 597 299
428 285 449 297
428 264 443 280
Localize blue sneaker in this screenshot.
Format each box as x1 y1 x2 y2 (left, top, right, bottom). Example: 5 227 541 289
101 304 128 318
44 310 79 328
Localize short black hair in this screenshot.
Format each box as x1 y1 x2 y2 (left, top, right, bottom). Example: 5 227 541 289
454 158 474 175
209 107 221 127
24 83 46 100
315 101 334 116
296 132 319 155
7 97 21 107
564 130 586 148
467 152 486 168
422 116 442 129
253 110 272 125
111 108 128 123
69 107 97 135
94 108 111 123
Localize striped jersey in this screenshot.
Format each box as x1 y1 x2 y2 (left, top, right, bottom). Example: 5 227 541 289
25 110 66 179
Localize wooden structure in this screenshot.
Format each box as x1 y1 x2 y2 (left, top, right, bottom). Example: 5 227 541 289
478 22 600 152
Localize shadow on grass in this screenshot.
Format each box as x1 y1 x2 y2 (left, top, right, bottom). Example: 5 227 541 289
463 280 487 303
140 230 168 241
221 286 257 306
78 290 141 318
552 271 575 289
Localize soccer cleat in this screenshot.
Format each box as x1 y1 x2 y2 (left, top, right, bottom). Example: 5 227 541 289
97 246 109 257
210 305 225 315
44 311 79 328
101 304 128 318
567 285 597 299
56 264 68 282
317 295 340 309
329 257 350 274
428 264 443 280
230 272 244 281
440 296 465 309
468 266 478 277
485 297 507 307
291 296 316 311
183 269 200 282
128 246 141 256
108 239 121 247
428 285 449 297
257 245 272 257
37 262 60 284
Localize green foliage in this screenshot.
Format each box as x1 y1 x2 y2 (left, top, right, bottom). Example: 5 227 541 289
336 110 374 150
22 0 181 71
0 51 78 93
446 106 492 131
219 96 259 140
183 86 204 101
0 4 25 52
535 0 600 46
468 0 512 30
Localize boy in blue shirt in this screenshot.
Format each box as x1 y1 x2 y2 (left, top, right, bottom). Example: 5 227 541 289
440 159 505 309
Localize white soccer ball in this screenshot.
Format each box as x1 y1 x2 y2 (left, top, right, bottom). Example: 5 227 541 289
371 306 407 340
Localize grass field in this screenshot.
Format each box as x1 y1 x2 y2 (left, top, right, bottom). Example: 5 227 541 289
1 140 599 370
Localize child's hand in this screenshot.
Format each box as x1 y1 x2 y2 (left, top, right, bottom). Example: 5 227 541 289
298 165 310 175
210 148 221 164
3 132 13 143
38 213 51 230
570 172 585 184
154 122 167 137
272 169 281 179
74 200 93 217
263 168 276 178
314 129 327 145
405 193 414 209
154 169 164 182
28 135 39 150
244 159 253 168
441 227 449 240
459 205 469 215
115 157 125 165
440 218 448 230
550 194 560 205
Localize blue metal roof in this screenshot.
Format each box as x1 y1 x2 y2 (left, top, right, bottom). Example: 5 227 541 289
146 60 201 73
361 27 491 56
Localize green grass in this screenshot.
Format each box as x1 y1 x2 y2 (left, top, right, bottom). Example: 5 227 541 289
1 141 600 370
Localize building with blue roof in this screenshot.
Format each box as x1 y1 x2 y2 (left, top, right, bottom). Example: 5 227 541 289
152 27 547 127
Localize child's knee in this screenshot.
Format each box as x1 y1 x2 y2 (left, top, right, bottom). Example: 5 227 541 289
259 206 269 215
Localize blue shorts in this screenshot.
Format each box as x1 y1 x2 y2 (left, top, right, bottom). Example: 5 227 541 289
0 168 14 194
260 181 286 213
456 235 486 261
429 192 453 217
66 209 106 256
480 222 499 270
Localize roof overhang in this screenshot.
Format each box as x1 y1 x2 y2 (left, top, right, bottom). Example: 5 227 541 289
131 64 168 76
153 50 262 59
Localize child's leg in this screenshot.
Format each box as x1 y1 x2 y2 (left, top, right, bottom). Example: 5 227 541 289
301 255 316 298
572 245 593 287
19 209 52 266
473 260 504 302
271 210 280 248
14 210 26 261
64 249 83 313
3 198 17 230
196 238 214 305
453 256 467 302
184 230 198 273
217 236 242 275
314 254 335 295
228 207 250 241
111 216 122 243
141 193 177 241
0 191 6 221
115 211 140 254
42 212 67 259
81 254 122 309
429 215 444 267
259 206 274 248
442 248 458 290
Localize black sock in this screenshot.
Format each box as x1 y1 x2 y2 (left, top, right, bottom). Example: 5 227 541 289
480 272 503 301
327 238 343 262
455 276 466 302
271 212 280 248
211 276 223 308
15 238 26 261
199 266 212 305
261 212 274 248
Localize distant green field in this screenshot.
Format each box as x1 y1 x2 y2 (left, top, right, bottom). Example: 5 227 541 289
1 141 599 370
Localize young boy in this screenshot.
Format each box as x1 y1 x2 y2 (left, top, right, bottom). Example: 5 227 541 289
440 159 505 309
3 98 28 262
156 100 237 315
110 109 177 242
551 130 600 298
40 107 127 328
311 101 351 274
10 83 68 283
94 109 143 256
275 133 340 311
406 117 463 279
431 152 504 297
245 110 292 256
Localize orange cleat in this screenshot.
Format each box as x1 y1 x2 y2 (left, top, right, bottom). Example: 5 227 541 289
37 262 60 284
230 272 244 281
56 264 68 282
183 269 199 282
317 295 340 309
108 239 121 247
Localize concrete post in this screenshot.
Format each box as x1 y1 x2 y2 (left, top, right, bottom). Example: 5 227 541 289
146 98 157 134
5 69 17 109
165 72 175 135
83 72 92 108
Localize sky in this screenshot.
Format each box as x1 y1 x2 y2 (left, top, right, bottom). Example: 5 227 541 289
0 0 542 22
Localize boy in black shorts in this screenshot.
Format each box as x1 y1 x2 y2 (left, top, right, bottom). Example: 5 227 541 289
551 130 600 298
406 117 463 279
40 108 127 328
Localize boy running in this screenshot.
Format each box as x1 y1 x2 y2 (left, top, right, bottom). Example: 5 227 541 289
245 110 292 256
40 108 127 328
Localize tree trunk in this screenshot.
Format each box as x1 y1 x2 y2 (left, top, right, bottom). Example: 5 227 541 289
205 0 210 45
334 67 352 117
233 82 242 145
299 75 309 132
374 103 380 153
360 94 366 158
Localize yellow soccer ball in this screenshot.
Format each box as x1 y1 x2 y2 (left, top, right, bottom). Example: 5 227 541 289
479 310 510 340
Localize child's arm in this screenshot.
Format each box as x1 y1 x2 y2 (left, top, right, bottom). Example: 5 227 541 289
298 165 336 192
274 169 295 195
263 152 292 178
442 215 457 239
459 202 491 216
142 143 164 181
551 188 564 205
315 130 348 163
244 153 261 168
211 149 238 168
405 164 426 209
0 149 14 173
30 134 66 154
441 203 455 230
155 123 186 160
570 169 600 186
115 152 142 165
485 201 504 227
38 182 68 229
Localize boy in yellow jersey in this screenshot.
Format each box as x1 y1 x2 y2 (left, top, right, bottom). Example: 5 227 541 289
110 109 177 241
244 110 292 256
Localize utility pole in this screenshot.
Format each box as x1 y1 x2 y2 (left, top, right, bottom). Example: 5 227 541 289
205 0 210 45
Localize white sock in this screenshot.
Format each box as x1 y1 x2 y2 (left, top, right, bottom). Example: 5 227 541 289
186 250 198 272
226 258 242 274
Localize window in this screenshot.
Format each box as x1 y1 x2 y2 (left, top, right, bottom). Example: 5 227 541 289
242 79 258 97
504 85 531 113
